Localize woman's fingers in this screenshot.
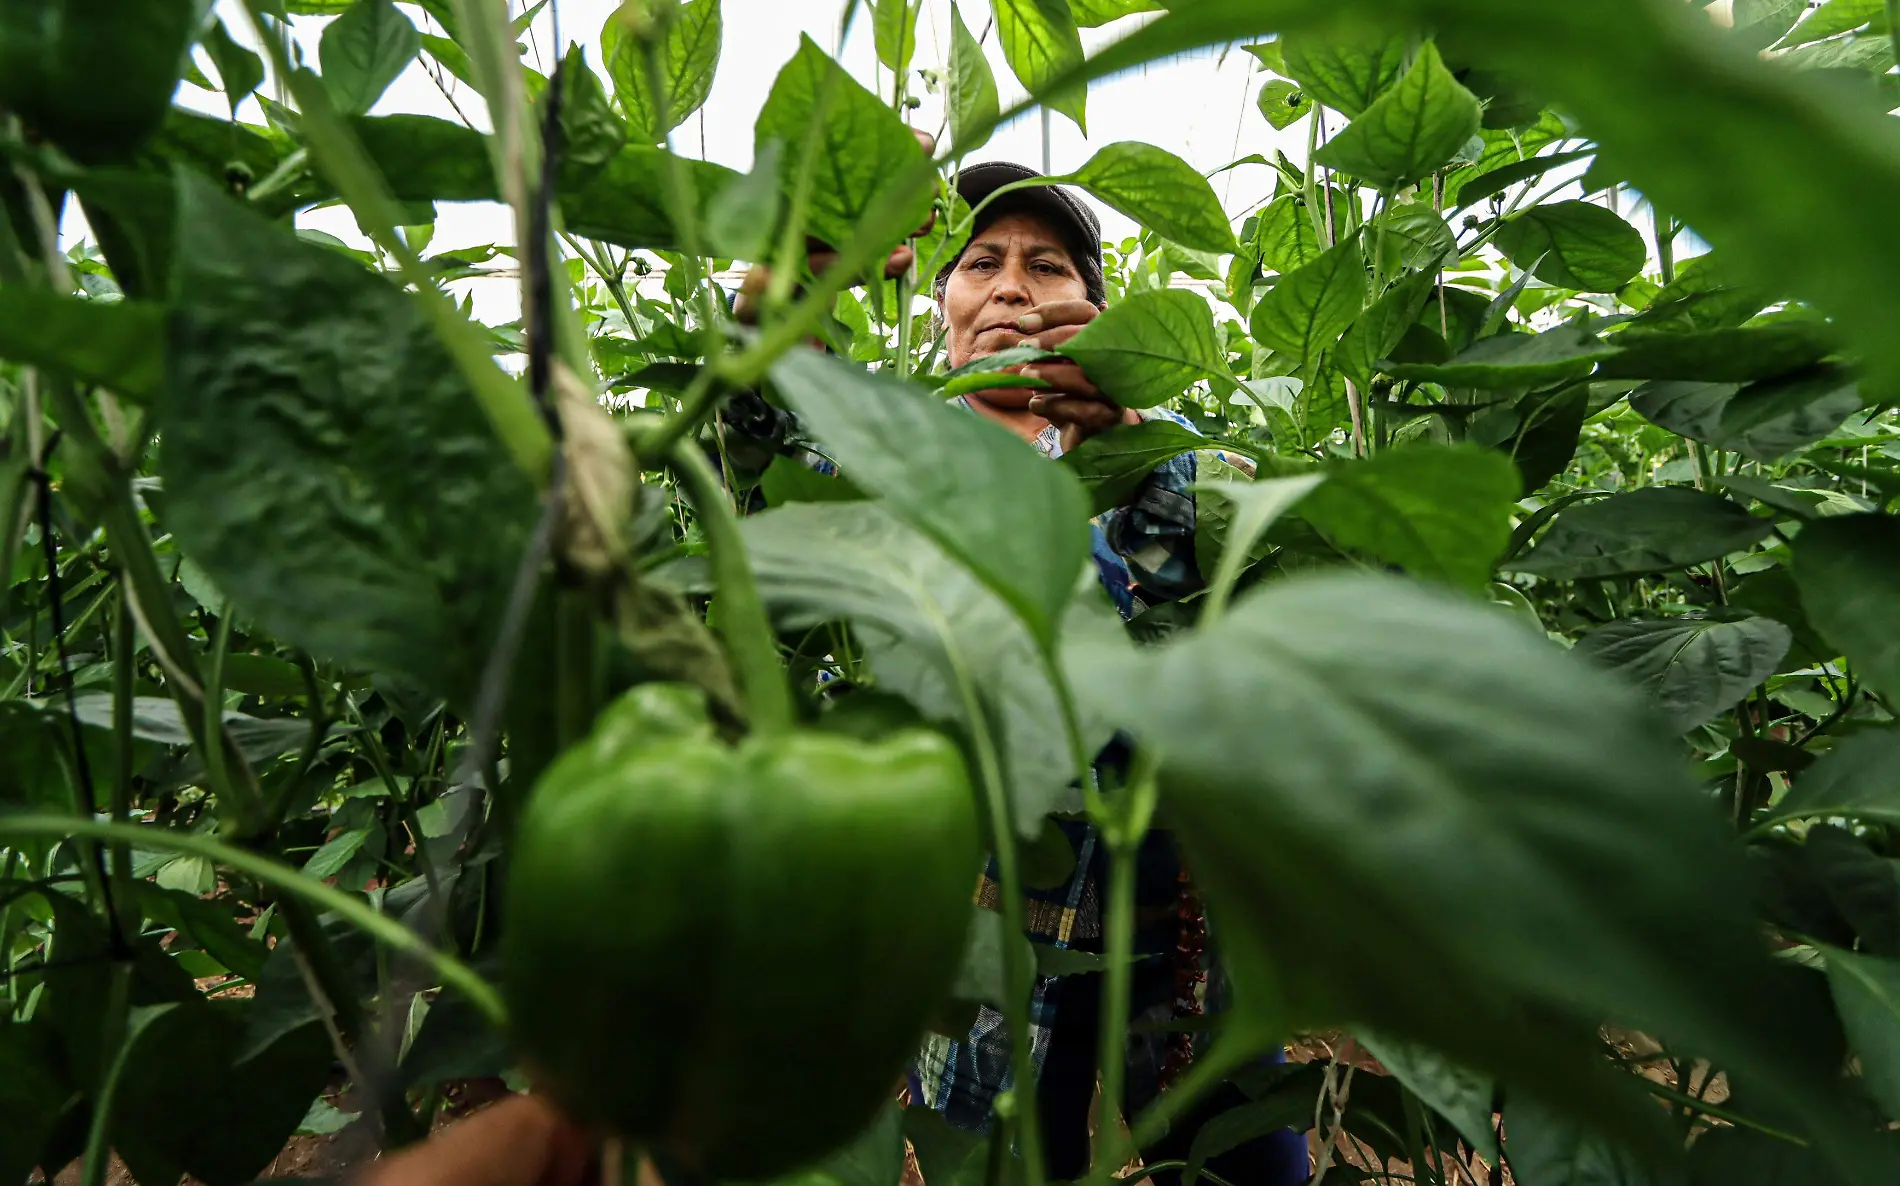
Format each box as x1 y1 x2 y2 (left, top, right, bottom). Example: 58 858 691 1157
1015 300 1101 336
1019 362 1100 401
883 244 916 279
1029 394 1125 434
360 1096 597 1186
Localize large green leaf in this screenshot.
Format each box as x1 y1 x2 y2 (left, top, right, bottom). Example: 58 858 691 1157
560 145 739 252
0 1021 69 1186
1504 1095 1669 1186
1494 201 1646 294
1355 1031 1499 1159
1761 730 1900 829
112 1003 333 1186
1063 142 1238 255
1314 41 1481 188
755 34 933 251
1098 572 1840 1148
203 18 265 114
1060 418 1208 513
319 0 421 116
1377 201 1458 272
1826 947 1900 1121
1060 289 1227 409
1068 0 1165 24
158 176 537 705
0 289 163 402
741 503 1085 837
1791 514 1900 701
1631 368 1864 463
1574 614 1793 735
1596 324 1840 384
1279 28 1410 117
1387 323 1617 390
1253 193 1324 274
1250 237 1367 368
874 0 921 75
1337 269 1437 389
768 350 1089 651
1509 488 1774 580
0 0 197 162
948 4 1001 156
1298 444 1519 589
1777 0 1888 48
603 0 722 143
992 0 1088 131
1257 79 1312 129
1688 1127 1843 1186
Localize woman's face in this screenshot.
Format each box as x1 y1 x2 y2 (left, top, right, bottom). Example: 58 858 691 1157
940 211 1091 372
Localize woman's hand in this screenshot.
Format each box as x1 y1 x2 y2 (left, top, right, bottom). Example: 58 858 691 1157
734 130 938 325
1013 299 1142 453
358 1096 601 1186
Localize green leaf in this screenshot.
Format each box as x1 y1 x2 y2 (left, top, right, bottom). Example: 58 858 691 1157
1387 323 1617 390
1825 947 1900 1121
708 140 783 262
1509 488 1775 581
603 0 722 143
112 1003 333 1186
760 456 864 507
0 289 164 402
1504 1095 1666 1186
874 0 921 76
1689 1127 1846 1186
992 0 1088 131
1279 28 1409 117
203 19 265 114
1792 514 1900 703
769 350 1089 650
1061 418 1208 514
1299 445 1519 589
549 45 628 177
903 1107 989 1186
0 0 198 163
561 145 739 252
756 34 933 250
1064 142 1239 255
1509 384 1592 496
1338 270 1437 389
158 175 537 706
1068 0 1165 25
742 503 1079 836
1249 237 1367 368
319 0 421 116
1253 193 1323 274
1574 614 1793 735
1778 0 1887 47
948 4 1001 155
1313 42 1482 188
1453 148 1597 209
1494 201 1646 294
1101 572 1830 1145
1632 367 1866 463
1599 324 1840 384
1354 1031 1499 1159
1762 729 1900 829
1377 202 1458 273
1059 289 1227 408
1257 79 1311 129
0 1021 68 1186
1197 474 1328 604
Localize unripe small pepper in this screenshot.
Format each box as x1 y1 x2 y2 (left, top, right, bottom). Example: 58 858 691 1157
504 688 980 1180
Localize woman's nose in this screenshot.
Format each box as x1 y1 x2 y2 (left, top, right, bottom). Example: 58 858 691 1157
991 263 1033 304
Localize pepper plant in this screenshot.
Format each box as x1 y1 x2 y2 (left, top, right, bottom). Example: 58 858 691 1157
3 0 1900 1184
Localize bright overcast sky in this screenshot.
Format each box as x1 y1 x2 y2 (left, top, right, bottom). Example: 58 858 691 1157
182 1 1291 323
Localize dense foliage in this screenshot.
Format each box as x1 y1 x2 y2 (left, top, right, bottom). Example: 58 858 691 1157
3 0 1900 1183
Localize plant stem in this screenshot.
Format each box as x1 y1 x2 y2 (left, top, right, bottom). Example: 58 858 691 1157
668 441 794 735
79 964 133 1186
1094 836 1138 1162
0 815 508 1028
108 591 137 942
948 661 1047 1186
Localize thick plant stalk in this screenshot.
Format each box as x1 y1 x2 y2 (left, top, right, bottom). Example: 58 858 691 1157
668 442 794 735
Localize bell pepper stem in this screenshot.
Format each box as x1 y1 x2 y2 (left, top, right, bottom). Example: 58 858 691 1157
668 441 795 735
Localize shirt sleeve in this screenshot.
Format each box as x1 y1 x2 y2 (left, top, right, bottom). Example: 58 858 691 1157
1095 410 1256 607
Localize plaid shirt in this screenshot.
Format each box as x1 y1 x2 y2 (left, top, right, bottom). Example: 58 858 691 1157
721 387 1255 1134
